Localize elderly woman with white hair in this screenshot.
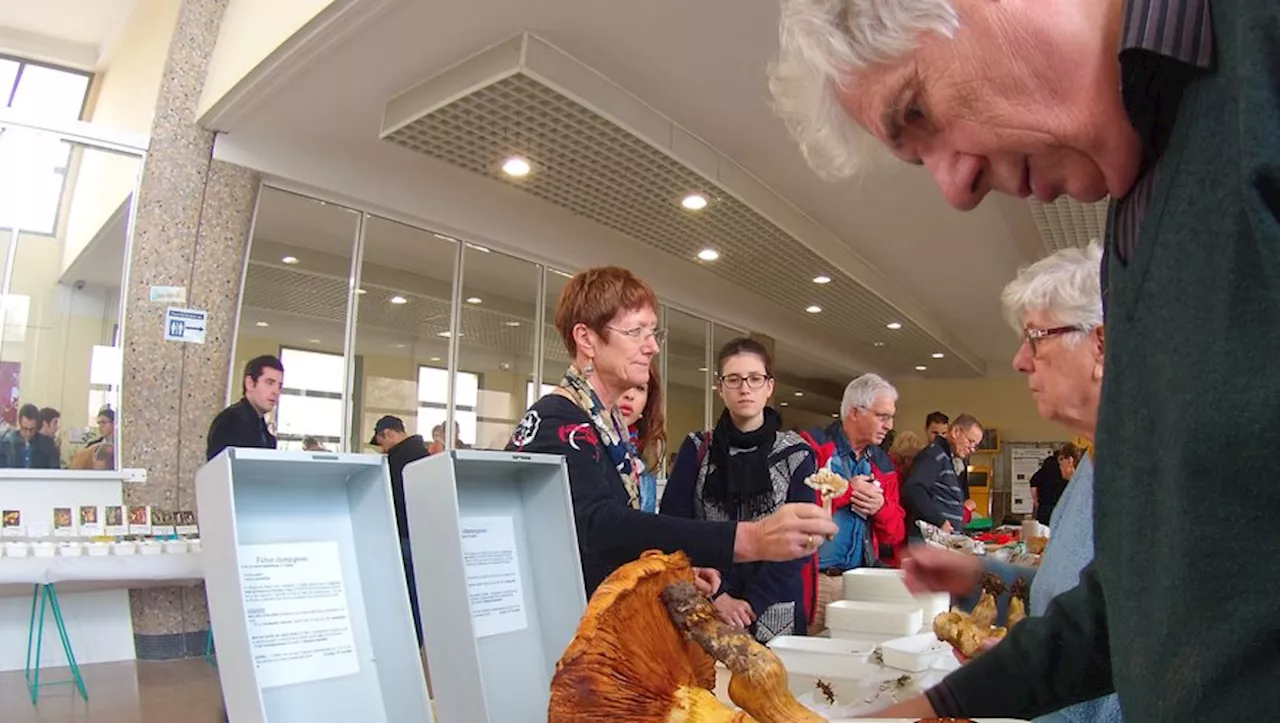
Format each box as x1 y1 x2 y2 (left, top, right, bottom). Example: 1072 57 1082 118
892 241 1120 723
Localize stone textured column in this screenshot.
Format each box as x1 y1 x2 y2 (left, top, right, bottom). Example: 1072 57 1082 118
120 0 260 659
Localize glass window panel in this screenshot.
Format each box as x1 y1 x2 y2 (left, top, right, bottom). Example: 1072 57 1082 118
9 65 90 120
352 215 457 451
236 188 358 448
0 126 71 235
0 135 140 469
280 347 345 394
0 60 18 102
458 245 539 450
540 267 572 391
664 307 709 469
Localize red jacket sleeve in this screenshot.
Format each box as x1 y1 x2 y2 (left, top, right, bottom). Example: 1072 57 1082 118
871 467 906 558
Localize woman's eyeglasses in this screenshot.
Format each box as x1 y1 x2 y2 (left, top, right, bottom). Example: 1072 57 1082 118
719 373 772 390
1023 325 1086 355
607 326 668 346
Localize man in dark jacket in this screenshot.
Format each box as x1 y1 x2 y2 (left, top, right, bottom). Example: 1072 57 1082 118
370 415 429 644
2 403 60 468
206 355 282 461
770 0 1280 719
903 415 983 537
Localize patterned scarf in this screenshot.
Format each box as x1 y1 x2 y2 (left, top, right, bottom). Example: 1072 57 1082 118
561 364 642 509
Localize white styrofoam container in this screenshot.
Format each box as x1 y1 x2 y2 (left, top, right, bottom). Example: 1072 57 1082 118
162 540 188 554
110 541 136 555
58 541 84 556
879 633 953 672
85 542 110 556
826 600 923 637
912 591 951 623
31 542 57 558
4 541 29 557
138 540 163 556
767 635 876 679
842 568 913 601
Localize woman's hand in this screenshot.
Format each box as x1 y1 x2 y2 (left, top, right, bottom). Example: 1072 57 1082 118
692 567 722 597
735 503 838 562
901 545 984 596
713 594 756 629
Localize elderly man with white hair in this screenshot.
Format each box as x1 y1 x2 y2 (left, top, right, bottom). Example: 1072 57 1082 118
768 1 1278 719
901 241 1120 723
800 373 906 632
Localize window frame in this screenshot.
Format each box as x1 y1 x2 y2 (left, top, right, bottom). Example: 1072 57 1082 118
0 54 93 237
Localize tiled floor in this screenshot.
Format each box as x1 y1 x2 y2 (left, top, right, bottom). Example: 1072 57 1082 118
1 659 226 723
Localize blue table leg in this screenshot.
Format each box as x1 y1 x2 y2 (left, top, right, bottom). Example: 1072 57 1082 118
205 627 217 667
24 583 88 703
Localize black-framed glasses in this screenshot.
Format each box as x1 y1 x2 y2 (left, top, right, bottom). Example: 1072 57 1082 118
719 373 772 390
1023 325 1085 355
607 326 668 346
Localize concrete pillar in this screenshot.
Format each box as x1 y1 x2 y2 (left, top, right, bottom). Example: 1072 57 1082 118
120 0 259 659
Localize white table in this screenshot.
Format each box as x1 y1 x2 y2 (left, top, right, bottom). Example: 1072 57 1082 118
0 550 207 696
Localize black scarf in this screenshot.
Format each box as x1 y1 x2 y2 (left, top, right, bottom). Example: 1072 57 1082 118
703 407 782 520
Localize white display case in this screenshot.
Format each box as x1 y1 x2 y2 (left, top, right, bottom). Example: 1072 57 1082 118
403 450 585 723
196 448 432 723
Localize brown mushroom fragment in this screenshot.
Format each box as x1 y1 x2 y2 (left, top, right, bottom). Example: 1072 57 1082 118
663 581 824 722
548 550 753 722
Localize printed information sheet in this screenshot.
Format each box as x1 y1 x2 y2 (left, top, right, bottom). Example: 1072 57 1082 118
238 541 360 688
460 516 528 638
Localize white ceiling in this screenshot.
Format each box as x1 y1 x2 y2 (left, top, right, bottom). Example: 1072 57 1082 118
0 0 137 69
205 0 1085 383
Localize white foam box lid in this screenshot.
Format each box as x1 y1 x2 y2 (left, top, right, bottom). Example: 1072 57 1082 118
766 636 877 679
879 632 955 673
841 568 913 601
825 600 923 637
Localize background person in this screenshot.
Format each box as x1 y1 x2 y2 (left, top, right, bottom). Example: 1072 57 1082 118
207 355 282 461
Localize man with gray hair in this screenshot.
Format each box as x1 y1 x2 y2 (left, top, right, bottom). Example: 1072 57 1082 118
769 1 1277 719
799 373 906 632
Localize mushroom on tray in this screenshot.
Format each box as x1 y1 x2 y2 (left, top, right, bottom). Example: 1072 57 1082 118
548 550 822 722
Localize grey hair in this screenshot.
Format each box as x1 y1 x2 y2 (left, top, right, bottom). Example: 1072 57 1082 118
767 0 960 180
1001 240 1105 345
840 372 898 419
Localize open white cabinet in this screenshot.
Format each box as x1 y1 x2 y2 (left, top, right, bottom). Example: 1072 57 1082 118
404 449 585 723
196 448 433 723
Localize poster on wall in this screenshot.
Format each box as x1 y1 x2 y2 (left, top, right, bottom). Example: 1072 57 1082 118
1010 446 1052 516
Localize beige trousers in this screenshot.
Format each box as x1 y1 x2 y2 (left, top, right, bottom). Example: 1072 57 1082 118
810 574 843 635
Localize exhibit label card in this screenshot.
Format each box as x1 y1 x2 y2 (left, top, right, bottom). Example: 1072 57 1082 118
460 516 529 638
237 541 360 689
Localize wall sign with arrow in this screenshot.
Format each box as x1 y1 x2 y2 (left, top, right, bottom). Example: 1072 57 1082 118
164 307 208 345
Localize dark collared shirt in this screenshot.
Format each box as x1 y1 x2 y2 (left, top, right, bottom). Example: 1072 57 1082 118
1103 0 1213 300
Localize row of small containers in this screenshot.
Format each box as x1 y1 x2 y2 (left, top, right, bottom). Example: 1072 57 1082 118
765 568 955 707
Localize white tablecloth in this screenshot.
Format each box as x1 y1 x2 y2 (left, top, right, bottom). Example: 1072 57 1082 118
0 552 204 597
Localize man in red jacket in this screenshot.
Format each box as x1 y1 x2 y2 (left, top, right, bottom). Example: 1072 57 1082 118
801 373 906 632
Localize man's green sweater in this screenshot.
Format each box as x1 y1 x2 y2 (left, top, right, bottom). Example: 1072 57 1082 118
933 1 1280 719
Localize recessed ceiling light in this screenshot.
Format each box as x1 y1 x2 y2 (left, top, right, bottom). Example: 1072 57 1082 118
466 296 483 304
873 341 886 347
806 305 822 313
832 413 839 418
392 343 407 349
681 193 708 211
504 321 521 327
780 401 789 407
432 233 457 242
932 352 945 359
501 156 531 177
429 356 441 362
813 275 831 284
466 243 491 253
390 295 408 305
915 365 928 371
437 331 463 338
697 248 719 261
356 288 367 295
794 391 804 397
698 367 708 372
886 322 903 330
281 256 299 265
255 321 268 327
308 339 320 344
